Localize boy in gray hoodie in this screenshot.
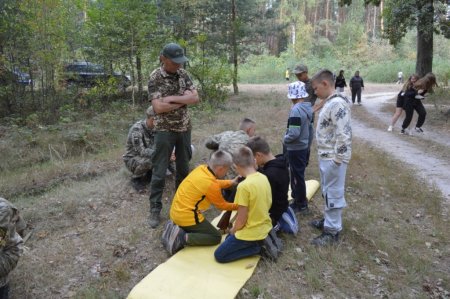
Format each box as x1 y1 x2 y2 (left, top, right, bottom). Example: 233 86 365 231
283 81 313 214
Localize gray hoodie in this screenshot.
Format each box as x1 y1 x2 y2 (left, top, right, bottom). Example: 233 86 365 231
284 102 313 151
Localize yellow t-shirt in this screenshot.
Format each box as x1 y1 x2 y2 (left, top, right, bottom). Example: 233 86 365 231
235 172 272 241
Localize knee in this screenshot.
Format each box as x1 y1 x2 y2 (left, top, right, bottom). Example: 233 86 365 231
214 250 228 263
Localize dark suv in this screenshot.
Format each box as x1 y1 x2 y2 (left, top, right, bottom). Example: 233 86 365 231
61 62 130 89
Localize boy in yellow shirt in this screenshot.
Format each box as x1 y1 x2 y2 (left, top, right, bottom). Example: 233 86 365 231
214 147 275 263
162 150 239 255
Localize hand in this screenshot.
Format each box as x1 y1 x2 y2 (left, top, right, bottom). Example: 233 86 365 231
183 89 193 95
231 176 241 186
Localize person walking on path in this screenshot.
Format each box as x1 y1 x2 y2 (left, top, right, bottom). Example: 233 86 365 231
335 70 347 93
349 71 364 105
310 69 352 246
400 72 437 135
387 74 418 132
147 42 199 228
397 71 404 84
285 68 290 81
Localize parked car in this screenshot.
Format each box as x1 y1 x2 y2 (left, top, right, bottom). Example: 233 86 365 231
0 67 32 86
61 62 131 90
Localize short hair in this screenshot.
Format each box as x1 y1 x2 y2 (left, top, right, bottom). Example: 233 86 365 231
311 69 334 85
209 150 233 168
233 146 255 168
239 118 256 131
246 136 271 155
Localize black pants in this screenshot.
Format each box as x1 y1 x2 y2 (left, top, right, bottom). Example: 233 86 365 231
0 284 9 299
402 100 427 129
351 88 362 103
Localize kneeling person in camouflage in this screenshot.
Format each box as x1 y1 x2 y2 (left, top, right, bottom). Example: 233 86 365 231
123 106 156 191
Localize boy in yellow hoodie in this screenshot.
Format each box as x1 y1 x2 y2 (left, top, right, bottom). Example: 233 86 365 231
162 150 239 255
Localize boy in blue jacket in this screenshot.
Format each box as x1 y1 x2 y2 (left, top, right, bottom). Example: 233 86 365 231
284 81 313 214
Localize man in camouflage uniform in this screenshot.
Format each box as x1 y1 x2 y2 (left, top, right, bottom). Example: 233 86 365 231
123 106 156 192
0 198 24 299
204 118 256 202
204 118 256 158
147 43 199 228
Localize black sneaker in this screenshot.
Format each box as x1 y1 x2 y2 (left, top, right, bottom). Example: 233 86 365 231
309 218 324 230
130 177 147 192
290 204 311 216
311 232 340 246
148 212 160 228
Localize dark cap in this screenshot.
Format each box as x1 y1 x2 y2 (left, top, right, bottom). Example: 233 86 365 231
161 43 188 64
293 64 308 74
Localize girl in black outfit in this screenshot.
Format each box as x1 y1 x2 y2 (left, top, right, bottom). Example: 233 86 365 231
335 70 347 93
388 74 418 132
401 72 437 134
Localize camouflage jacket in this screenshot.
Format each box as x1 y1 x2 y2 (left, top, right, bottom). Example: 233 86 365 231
205 130 250 157
148 67 196 132
0 198 24 288
122 120 155 161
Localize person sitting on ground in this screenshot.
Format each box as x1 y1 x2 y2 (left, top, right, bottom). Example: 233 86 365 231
310 69 352 246
122 106 156 191
161 150 239 255
204 118 256 157
387 74 418 132
0 198 25 299
214 147 278 263
246 136 289 226
284 81 313 215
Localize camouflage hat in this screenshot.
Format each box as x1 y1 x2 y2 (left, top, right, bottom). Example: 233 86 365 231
161 43 188 64
293 64 308 74
146 106 155 117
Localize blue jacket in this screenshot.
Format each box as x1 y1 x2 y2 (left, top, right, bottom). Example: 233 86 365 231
284 102 313 151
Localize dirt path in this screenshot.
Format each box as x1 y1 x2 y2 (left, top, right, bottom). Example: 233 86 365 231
240 84 450 202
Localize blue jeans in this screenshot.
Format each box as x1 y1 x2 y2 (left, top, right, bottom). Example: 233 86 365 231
288 149 308 209
214 234 261 263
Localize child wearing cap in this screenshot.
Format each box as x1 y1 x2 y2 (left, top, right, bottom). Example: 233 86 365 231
284 81 313 215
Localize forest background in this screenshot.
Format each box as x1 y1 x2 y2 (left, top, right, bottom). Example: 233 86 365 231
1 0 449 125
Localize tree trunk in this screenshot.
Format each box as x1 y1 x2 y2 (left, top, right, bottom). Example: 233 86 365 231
415 0 433 77
136 53 143 102
325 0 330 38
231 0 238 95
380 0 384 32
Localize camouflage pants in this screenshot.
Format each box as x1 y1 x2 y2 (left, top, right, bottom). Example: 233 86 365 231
124 156 153 178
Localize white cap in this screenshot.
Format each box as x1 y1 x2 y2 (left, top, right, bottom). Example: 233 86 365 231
287 81 309 99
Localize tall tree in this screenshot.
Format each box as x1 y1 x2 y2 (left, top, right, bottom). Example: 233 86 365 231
340 0 449 76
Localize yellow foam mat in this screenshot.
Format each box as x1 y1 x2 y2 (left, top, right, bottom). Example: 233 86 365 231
127 179 320 299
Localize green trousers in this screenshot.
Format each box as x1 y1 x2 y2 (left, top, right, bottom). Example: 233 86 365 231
149 130 192 213
181 219 222 246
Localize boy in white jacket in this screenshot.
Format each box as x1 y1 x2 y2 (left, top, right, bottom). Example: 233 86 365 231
310 69 352 246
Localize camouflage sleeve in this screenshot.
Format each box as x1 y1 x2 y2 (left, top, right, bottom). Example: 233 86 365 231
183 72 196 90
0 232 22 279
148 71 162 101
204 132 224 150
131 129 154 158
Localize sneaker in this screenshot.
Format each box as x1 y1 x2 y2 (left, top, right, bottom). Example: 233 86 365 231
161 220 175 249
357 102 362 106
166 224 186 255
309 218 325 230
311 232 340 246
268 228 283 252
387 125 393 132
261 234 279 261
148 212 160 228
400 129 412 135
130 177 146 192
415 127 424 133
290 204 311 216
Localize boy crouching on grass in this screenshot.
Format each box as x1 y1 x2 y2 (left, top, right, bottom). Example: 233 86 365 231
214 147 279 263
162 150 239 255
